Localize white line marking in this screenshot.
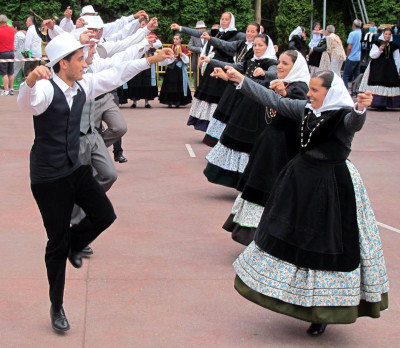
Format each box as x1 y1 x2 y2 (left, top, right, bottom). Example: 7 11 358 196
376 221 400 234
185 144 196 158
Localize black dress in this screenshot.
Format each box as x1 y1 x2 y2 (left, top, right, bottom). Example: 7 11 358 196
184 27 246 131
203 58 278 188
223 82 309 245
203 40 255 147
159 45 192 107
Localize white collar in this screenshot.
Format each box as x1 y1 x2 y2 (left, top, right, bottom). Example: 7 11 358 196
53 74 80 95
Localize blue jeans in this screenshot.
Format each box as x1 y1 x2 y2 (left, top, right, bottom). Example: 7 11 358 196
342 59 360 89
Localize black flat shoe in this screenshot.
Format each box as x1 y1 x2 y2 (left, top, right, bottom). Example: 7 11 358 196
50 305 70 332
145 104 152 108
114 154 128 163
130 103 136 108
68 249 82 269
81 245 93 257
306 323 327 336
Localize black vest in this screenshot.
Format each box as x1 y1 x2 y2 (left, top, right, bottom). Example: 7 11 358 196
30 79 86 183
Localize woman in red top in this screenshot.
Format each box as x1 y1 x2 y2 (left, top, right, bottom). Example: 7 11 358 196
0 15 15 96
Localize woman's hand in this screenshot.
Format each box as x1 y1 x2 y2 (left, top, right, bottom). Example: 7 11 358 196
210 67 228 81
253 67 265 77
170 23 180 30
199 56 210 64
201 32 211 41
269 80 287 96
225 66 244 84
357 91 373 110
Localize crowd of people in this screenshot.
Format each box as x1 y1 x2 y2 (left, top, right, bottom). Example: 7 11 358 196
0 5 392 339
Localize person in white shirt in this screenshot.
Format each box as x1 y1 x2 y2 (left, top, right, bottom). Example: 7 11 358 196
23 16 42 76
17 32 173 333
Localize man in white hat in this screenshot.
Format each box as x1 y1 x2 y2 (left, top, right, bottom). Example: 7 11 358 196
17 32 173 333
188 20 207 89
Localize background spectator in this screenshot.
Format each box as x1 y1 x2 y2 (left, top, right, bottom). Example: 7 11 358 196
0 14 15 96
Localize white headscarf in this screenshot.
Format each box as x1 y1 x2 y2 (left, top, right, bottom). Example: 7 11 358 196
289 26 303 41
280 51 310 86
306 73 354 116
252 35 277 61
378 32 393 41
219 12 237 32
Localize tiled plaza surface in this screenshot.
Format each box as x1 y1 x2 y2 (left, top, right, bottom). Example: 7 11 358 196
0 93 399 347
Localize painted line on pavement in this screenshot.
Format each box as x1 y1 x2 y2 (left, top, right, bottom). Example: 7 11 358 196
185 144 196 158
377 221 400 235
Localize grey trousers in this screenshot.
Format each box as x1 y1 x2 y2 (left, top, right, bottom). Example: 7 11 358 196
71 131 117 225
94 93 127 147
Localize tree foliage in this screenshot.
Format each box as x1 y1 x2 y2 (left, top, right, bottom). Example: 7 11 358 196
1 0 254 43
364 0 400 25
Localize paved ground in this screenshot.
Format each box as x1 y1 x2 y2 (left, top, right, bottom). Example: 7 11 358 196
0 93 399 347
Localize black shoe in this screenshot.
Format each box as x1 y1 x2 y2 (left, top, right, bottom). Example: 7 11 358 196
130 103 136 108
377 107 387 112
306 323 327 336
68 249 82 269
81 245 93 257
145 103 152 108
50 305 70 332
114 154 128 163
168 104 172 108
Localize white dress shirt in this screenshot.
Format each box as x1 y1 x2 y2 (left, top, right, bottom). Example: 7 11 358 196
24 25 42 58
18 58 149 116
96 26 150 58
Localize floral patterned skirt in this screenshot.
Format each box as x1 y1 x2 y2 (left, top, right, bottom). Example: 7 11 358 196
205 118 226 140
233 161 389 323
359 64 400 108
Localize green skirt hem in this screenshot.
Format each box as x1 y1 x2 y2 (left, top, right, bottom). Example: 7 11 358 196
234 275 388 324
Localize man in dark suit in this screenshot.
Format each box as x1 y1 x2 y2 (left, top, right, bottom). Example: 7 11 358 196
188 21 207 90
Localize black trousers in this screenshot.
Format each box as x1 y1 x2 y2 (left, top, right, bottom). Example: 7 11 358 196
31 165 116 310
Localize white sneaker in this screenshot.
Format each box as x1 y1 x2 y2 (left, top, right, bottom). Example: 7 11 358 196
0 90 10 96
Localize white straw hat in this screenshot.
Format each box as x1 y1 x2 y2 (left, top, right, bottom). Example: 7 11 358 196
85 15 104 29
195 21 206 29
45 33 85 67
80 5 98 17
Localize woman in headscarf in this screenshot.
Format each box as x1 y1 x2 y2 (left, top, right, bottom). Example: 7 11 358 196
170 12 245 131
288 26 307 57
358 28 400 111
200 25 277 147
201 34 278 188
223 50 309 245
225 68 388 336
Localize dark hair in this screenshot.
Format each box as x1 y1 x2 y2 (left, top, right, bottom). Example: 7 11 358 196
282 50 298 63
174 33 182 39
13 21 22 30
313 70 334 88
253 34 268 45
52 50 76 73
247 22 261 33
383 28 392 34
313 22 321 28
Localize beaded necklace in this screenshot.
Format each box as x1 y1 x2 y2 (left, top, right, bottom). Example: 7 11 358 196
300 111 324 148
236 45 248 63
